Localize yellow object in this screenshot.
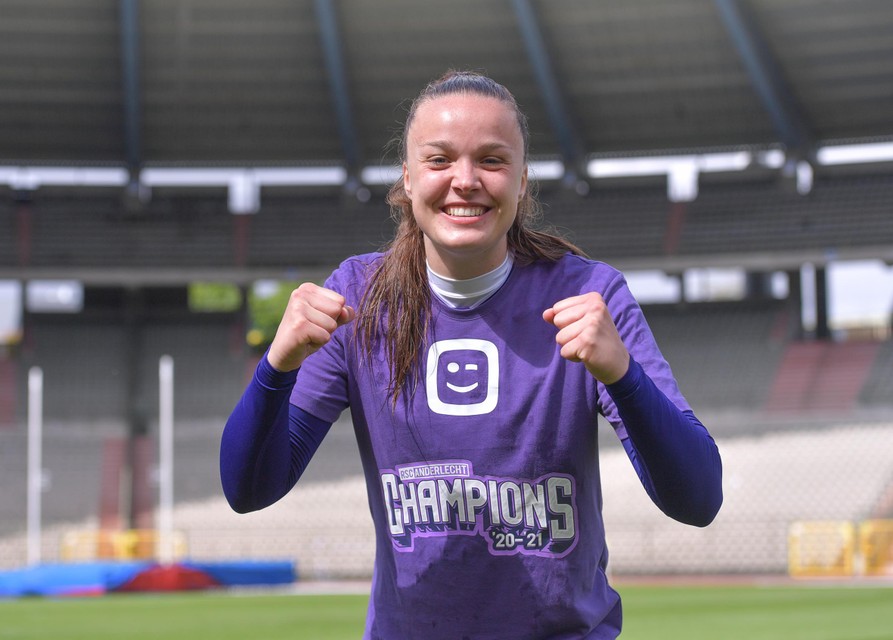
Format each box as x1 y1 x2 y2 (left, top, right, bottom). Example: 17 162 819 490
859 519 893 576
788 520 855 577
61 529 187 562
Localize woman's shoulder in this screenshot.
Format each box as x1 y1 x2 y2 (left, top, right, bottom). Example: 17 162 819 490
517 253 640 314
527 252 625 287
335 251 385 273
324 252 385 294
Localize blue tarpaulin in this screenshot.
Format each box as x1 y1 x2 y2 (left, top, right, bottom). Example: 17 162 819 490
0 560 296 598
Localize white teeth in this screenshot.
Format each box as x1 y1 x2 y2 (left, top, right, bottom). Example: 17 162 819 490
445 206 486 217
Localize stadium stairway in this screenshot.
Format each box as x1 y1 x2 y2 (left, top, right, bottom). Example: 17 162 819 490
764 340 881 414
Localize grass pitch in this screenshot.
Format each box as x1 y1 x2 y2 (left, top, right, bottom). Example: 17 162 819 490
618 583 893 640
1 584 891 639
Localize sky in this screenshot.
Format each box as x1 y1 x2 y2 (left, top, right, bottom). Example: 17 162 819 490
827 260 893 328
617 259 893 333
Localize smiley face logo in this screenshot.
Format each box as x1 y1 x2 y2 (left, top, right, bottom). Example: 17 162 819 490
445 361 480 394
426 339 499 416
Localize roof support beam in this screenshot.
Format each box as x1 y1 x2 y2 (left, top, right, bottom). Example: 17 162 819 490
313 0 365 199
510 0 588 192
713 0 815 159
119 0 145 204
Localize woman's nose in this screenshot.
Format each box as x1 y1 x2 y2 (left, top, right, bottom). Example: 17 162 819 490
452 158 480 192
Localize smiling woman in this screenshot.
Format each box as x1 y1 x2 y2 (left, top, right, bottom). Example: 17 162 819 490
220 70 723 640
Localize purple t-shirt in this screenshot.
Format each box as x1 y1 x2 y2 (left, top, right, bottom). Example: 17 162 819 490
290 252 692 639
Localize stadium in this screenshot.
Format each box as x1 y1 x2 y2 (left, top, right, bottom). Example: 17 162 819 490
1 0 892 637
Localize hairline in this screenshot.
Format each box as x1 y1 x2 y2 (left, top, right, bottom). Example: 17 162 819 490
403 83 530 162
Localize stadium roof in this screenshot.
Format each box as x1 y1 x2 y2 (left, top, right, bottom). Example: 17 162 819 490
1 0 891 174
1 0 892 283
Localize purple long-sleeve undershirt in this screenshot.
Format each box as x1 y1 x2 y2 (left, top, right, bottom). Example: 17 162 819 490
220 355 330 514
607 357 722 526
220 355 722 526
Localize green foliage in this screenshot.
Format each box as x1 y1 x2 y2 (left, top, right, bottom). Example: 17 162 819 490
187 283 242 313
246 280 302 350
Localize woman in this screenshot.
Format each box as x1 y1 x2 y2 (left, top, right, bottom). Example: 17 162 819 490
221 71 722 639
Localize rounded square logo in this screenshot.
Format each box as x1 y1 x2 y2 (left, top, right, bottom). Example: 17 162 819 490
426 339 499 416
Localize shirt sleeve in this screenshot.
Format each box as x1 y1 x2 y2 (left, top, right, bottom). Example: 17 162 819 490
606 356 723 527
219 353 333 513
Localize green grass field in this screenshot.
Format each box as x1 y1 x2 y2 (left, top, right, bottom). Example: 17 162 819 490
1 584 891 639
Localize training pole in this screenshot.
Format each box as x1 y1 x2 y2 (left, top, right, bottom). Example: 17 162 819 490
158 355 175 563
26 367 43 566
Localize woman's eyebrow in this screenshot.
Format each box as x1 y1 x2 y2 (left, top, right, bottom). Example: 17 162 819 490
419 140 453 152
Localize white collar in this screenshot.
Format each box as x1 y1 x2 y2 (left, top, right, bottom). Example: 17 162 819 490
427 254 514 309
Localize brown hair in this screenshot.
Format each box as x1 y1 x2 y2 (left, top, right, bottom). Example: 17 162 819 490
357 70 586 405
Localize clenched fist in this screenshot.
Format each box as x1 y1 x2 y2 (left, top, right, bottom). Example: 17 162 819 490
543 292 630 384
267 282 355 372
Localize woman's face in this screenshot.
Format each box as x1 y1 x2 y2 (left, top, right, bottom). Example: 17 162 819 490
403 93 528 280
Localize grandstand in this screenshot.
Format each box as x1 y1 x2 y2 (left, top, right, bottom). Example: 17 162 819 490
1 0 892 583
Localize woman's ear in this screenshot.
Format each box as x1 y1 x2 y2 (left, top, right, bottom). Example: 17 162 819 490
403 163 412 197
